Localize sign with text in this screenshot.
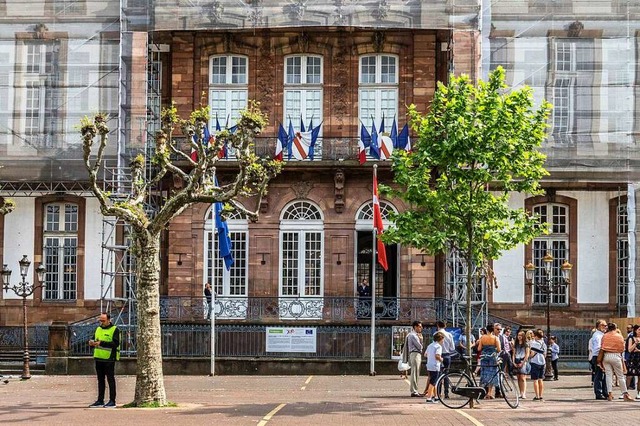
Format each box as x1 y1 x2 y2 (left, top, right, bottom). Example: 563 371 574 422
266 327 317 353
391 326 412 359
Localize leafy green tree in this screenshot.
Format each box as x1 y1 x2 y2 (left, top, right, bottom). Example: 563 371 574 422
80 102 280 406
382 67 550 355
0 197 16 216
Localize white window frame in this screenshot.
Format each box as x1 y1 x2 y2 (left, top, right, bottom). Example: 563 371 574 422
279 201 324 299
616 200 629 308
555 40 576 72
283 55 323 161
531 203 570 306
283 55 323 130
358 54 398 131
43 202 78 301
552 77 573 135
54 0 85 15
209 55 248 129
204 206 249 298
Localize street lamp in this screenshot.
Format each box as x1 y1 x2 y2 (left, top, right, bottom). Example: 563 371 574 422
2 255 46 380
524 252 572 381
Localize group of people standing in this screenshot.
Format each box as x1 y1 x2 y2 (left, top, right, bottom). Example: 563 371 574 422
402 320 457 403
403 320 561 403
589 319 640 401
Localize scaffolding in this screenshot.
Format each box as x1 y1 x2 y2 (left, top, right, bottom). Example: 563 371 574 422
445 249 488 330
98 0 162 338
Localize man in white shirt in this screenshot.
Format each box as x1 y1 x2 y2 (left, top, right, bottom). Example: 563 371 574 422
435 320 456 398
589 319 608 400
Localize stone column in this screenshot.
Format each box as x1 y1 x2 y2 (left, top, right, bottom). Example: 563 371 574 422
45 321 70 375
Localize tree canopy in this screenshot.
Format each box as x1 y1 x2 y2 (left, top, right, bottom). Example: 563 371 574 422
80 101 280 406
381 67 551 352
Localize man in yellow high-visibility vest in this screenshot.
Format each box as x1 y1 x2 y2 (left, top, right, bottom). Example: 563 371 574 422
88 312 120 408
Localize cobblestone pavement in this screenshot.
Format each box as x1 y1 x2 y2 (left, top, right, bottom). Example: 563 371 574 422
0 373 637 425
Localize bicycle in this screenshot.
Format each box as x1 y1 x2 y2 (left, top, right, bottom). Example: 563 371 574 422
435 355 519 409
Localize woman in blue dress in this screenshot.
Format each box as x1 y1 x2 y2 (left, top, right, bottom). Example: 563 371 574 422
477 323 502 399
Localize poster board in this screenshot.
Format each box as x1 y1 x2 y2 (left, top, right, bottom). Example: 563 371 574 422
391 326 412 359
266 327 317 353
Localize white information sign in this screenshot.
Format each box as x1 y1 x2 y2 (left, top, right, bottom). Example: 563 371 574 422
266 327 317 353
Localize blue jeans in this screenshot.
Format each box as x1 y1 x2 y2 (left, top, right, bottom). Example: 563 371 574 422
591 355 607 398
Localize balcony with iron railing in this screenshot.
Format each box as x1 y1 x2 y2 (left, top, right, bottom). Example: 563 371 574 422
171 136 391 168
159 295 449 323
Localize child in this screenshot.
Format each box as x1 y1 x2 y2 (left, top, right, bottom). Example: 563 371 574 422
549 336 560 381
424 331 445 403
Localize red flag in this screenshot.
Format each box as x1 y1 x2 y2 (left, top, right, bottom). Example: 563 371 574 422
373 168 388 271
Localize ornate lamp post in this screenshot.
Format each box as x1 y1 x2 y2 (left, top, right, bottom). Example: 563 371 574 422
524 252 572 381
1 255 46 380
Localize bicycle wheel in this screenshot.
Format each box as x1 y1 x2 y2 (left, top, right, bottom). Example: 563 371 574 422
499 373 519 408
436 371 474 409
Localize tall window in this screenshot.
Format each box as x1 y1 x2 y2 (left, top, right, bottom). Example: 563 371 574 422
53 0 85 15
209 55 248 129
280 201 323 297
284 55 323 131
22 41 60 146
205 207 248 297
43 202 78 300
359 54 398 131
617 200 629 308
552 78 572 136
531 203 569 306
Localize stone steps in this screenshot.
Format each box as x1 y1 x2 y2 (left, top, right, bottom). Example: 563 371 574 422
0 349 46 375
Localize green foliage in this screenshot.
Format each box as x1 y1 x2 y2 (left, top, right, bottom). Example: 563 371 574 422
382 67 550 267
0 198 16 216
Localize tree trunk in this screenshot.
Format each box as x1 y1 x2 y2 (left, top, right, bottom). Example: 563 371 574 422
133 231 167 406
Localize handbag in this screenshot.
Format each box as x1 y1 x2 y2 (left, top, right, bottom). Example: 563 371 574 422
524 361 531 375
398 358 411 372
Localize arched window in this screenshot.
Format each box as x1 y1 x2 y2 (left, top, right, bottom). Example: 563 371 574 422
43 202 78 300
356 200 396 228
531 203 570 305
204 206 248 298
279 201 324 298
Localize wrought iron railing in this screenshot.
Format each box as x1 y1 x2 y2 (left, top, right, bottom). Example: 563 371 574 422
70 323 395 359
0 326 49 355
67 323 593 360
173 136 380 163
158 296 450 323
550 329 592 360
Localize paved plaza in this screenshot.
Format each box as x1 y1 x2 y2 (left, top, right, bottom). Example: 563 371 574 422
0 372 637 425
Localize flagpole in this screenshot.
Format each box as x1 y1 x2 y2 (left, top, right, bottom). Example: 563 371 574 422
210 288 215 376
370 164 378 376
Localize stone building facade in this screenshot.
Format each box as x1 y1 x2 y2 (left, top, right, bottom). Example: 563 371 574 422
1 0 639 332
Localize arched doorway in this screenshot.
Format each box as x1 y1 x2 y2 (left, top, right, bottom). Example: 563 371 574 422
355 200 398 319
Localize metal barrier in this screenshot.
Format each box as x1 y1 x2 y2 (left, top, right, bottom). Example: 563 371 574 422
70 324 138 357
70 323 391 358
0 325 49 364
63 324 594 360
0 326 49 355
551 329 592 360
